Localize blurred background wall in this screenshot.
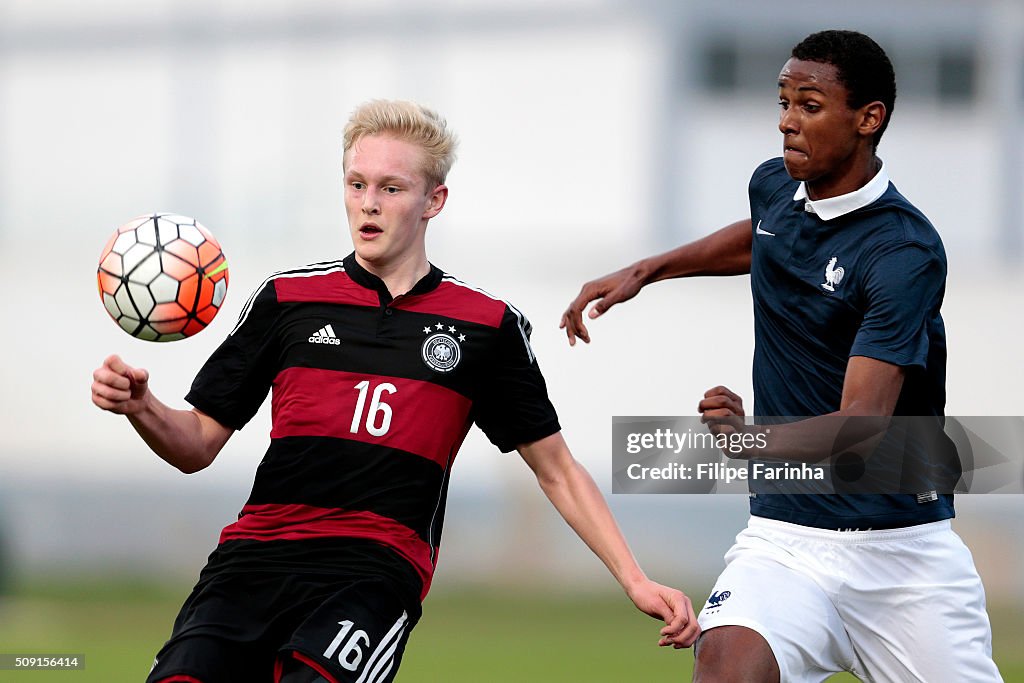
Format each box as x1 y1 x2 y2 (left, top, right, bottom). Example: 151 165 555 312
0 0 1021 617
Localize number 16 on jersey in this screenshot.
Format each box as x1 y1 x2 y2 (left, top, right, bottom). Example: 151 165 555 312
350 381 397 437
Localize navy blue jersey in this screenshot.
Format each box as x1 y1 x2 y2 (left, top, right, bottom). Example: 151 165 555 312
746 158 954 529
186 253 560 600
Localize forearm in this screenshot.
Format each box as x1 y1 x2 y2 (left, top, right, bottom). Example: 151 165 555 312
127 396 225 473
518 436 699 645
535 458 647 590
747 412 892 463
639 219 753 284
703 358 904 464
750 357 903 462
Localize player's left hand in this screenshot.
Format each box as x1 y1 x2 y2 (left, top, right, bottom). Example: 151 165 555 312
625 579 701 649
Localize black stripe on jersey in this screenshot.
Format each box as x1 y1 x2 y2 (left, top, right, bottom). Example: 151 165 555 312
201 537 424 609
277 302 502 398
231 260 346 336
247 437 445 543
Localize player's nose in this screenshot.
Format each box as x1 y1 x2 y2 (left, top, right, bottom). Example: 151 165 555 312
779 108 799 135
361 190 381 215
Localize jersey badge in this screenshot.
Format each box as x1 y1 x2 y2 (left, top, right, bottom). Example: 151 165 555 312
821 256 845 292
421 322 465 373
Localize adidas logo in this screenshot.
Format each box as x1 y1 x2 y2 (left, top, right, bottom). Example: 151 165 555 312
308 324 341 345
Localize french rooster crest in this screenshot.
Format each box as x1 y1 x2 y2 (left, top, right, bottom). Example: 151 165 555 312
822 256 844 292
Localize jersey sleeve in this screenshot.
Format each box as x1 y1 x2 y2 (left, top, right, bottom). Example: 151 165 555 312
472 305 561 453
185 280 282 430
849 241 945 369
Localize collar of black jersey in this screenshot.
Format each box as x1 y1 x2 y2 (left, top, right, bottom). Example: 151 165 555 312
342 252 444 305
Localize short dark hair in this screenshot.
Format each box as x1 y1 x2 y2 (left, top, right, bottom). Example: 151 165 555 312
791 30 897 148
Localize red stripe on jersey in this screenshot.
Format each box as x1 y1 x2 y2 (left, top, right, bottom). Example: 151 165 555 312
274 270 379 307
220 503 434 599
396 280 505 328
271 367 472 467
154 677 206 683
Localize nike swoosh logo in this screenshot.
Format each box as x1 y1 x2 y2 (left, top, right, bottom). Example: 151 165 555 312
204 260 230 278
755 220 775 237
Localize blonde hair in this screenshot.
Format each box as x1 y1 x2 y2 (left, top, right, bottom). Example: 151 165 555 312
343 99 458 188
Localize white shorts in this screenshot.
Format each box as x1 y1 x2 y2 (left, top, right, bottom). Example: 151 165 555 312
697 516 1003 683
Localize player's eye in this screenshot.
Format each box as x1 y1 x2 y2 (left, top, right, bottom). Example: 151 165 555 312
350 181 365 191
383 186 400 194
778 99 789 110
803 102 821 113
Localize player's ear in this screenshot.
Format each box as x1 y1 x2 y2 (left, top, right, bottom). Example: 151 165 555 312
858 101 886 140
423 184 448 219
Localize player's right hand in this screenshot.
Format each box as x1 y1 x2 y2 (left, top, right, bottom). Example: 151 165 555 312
560 264 645 346
699 385 746 439
91 354 150 416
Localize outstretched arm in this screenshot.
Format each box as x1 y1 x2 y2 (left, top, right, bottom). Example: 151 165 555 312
91 354 234 473
560 219 752 345
517 432 700 648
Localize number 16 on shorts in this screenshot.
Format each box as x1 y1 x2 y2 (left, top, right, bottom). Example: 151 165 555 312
324 620 371 671
320 611 410 683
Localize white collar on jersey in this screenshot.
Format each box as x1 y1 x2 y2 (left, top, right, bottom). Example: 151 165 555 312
793 160 890 222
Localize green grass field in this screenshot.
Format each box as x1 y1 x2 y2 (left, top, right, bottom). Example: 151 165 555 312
0 579 1020 682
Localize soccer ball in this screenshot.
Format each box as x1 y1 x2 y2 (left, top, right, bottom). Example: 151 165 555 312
97 213 229 341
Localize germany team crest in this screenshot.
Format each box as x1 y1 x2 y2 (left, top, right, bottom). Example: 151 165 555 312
421 322 464 373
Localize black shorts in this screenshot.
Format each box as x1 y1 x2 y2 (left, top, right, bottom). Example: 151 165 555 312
146 568 422 683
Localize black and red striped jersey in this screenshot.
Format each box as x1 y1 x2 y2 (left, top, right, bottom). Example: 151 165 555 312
185 253 560 601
